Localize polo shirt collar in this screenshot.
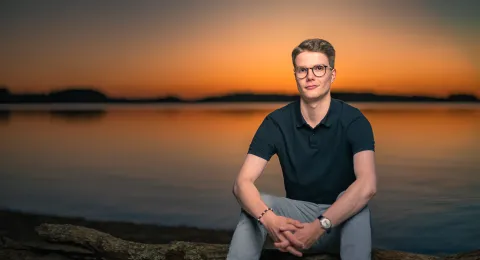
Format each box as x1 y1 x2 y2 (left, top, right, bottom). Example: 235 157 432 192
294 98 339 128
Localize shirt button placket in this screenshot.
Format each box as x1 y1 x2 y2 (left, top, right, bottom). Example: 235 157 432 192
309 131 318 148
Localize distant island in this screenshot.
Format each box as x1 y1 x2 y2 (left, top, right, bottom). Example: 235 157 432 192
0 86 478 104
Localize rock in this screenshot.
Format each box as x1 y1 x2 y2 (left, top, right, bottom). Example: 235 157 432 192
443 250 480 260
1 223 478 260
0 249 40 260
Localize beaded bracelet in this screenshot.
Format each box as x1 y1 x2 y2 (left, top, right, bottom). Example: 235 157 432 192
257 208 273 223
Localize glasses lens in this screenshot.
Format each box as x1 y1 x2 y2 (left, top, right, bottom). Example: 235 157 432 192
312 65 326 77
295 68 307 79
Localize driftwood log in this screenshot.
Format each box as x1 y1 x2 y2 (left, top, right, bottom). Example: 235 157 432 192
1 223 479 260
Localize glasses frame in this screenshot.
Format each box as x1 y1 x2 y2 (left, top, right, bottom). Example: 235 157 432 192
294 64 333 79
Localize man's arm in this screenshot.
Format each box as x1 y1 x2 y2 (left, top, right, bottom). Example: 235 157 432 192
233 153 304 257
232 154 271 219
319 150 377 227
318 115 377 229
234 115 277 219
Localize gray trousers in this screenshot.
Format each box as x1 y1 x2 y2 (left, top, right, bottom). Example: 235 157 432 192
226 193 372 260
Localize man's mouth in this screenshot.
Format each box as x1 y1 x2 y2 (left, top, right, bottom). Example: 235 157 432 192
305 85 318 90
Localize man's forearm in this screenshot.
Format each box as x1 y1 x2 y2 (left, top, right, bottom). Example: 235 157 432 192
233 180 270 220
321 179 376 227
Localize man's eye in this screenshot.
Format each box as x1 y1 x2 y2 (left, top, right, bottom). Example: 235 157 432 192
298 68 307 72
314 66 325 71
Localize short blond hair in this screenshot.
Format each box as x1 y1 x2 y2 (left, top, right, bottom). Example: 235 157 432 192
291 38 336 68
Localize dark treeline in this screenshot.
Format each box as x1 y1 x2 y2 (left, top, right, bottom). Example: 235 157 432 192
0 87 478 104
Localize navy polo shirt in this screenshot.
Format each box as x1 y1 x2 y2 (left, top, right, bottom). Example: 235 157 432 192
248 98 375 205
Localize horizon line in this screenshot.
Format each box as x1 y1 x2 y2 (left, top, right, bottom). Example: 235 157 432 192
0 85 479 100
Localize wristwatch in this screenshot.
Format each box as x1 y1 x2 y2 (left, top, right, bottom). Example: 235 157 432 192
317 215 332 233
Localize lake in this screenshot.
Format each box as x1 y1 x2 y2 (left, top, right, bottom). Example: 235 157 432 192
0 102 479 255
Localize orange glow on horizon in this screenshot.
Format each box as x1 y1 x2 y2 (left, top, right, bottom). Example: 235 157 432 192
1 1 478 99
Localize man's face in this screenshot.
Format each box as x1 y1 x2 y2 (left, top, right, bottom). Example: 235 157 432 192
294 51 336 101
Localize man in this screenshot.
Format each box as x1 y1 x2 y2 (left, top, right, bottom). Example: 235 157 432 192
226 38 377 260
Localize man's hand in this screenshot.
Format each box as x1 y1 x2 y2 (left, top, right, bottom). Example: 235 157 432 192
275 219 324 251
260 212 305 257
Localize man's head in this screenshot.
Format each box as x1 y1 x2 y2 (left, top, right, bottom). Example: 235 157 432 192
291 39 336 101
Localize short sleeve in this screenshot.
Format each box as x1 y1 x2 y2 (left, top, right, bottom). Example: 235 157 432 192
347 116 375 154
247 116 278 161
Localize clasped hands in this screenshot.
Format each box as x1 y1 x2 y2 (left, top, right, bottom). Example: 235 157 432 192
260 212 324 257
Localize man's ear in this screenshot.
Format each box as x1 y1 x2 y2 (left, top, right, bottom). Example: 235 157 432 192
331 69 336 83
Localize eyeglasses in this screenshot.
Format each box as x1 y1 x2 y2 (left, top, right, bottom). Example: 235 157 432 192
294 64 333 79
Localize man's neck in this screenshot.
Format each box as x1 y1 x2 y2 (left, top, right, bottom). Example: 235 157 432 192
300 94 331 128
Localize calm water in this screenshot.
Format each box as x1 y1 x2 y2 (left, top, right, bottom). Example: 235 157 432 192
0 102 479 255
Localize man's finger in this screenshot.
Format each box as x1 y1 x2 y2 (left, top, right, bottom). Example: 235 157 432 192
271 231 285 242
283 231 304 249
274 239 290 249
274 240 289 248
274 233 292 249
279 224 300 232
274 233 303 257
286 246 303 257
293 220 304 228
273 239 290 248
287 218 304 228
274 242 290 252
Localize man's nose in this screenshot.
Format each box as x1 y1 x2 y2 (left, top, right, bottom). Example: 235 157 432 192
306 68 315 80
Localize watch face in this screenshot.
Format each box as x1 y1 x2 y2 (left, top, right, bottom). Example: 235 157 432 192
321 218 332 229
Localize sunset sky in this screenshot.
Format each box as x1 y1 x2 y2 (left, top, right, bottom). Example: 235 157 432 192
1 0 479 99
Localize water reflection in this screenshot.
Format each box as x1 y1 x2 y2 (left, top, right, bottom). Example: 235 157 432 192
0 102 479 255
0 110 10 124
49 110 106 123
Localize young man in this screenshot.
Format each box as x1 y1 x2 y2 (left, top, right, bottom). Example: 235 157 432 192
227 38 377 260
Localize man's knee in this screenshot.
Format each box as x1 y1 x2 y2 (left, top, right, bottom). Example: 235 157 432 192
340 206 372 259
335 191 371 221
342 205 372 241
348 204 371 226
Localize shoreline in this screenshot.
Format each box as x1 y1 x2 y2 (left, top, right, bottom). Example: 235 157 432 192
2 208 480 259
2 208 479 257
0 208 234 245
